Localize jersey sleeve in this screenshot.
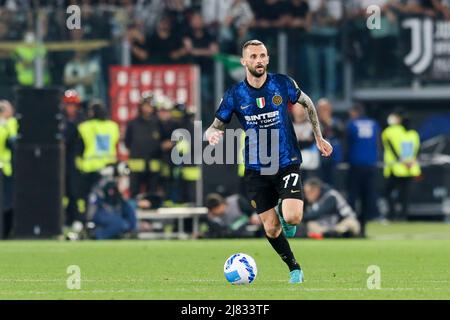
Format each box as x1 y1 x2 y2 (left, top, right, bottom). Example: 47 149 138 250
215 88 235 124
284 75 302 104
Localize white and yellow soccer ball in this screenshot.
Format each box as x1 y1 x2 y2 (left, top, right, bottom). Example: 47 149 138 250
223 253 257 285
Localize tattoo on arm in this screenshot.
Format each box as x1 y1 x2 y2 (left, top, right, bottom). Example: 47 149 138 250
205 118 226 140
297 93 323 140
210 118 226 131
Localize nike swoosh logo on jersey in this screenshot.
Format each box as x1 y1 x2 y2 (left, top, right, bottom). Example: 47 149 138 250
291 190 301 193
240 105 251 110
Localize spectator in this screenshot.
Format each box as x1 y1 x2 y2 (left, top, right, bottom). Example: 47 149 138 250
282 0 312 31
184 12 219 70
90 180 137 240
291 105 319 177
346 104 381 236
0 20 16 97
183 11 219 121
281 0 313 80
361 0 400 81
250 0 286 29
249 0 285 50
382 109 421 221
134 0 167 34
155 95 178 201
1 6 27 41
63 50 101 103
76 101 120 226
165 0 193 34
145 16 189 64
78 1 111 39
305 0 342 100
125 93 164 197
201 0 231 30
303 178 361 238
217 0 255 53
317 98 344 186
127 23 148 65
204 193 261 238
11 30 50 86
172 103 201 204
46 7 73 85
63 28 101 103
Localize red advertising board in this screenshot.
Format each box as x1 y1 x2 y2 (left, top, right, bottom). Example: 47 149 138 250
109 65 200 160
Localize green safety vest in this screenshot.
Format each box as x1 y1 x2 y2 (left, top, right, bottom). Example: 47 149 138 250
181 166 201 181
382 125 421 178
0 123 13 176
76 119 120 173
6 117 18 137
13 45 49 86
127 158 162 173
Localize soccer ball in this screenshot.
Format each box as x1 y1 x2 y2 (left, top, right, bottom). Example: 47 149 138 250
223 253 257 285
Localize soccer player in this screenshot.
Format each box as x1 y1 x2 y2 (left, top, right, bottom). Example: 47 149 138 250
205 40 333 283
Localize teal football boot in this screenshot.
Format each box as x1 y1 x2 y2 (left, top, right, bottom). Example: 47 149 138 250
275 200 297 238
289 269 304 284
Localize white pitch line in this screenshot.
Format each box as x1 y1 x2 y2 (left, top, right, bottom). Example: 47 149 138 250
0 278 448 284
1 287 450 296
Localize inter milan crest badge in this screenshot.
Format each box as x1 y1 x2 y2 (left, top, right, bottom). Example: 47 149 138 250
256 97 265 109
272 95 283 106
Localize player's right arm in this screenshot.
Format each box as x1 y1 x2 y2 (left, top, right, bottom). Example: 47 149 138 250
205 89 235 145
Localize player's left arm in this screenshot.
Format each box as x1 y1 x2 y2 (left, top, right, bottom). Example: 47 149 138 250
296 92 333 157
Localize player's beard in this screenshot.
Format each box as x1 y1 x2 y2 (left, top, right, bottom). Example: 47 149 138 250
248 64 267 78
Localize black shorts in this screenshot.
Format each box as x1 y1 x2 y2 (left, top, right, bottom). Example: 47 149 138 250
244 164 304 214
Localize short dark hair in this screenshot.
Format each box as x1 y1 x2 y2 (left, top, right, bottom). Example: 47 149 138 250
304 177 323 189
88 100 107 120
242 39 265 55
351 103 366 116
205 193 225 210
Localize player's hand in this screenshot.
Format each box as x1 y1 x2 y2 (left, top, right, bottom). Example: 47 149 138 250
206 130 224 145
316 137 333 157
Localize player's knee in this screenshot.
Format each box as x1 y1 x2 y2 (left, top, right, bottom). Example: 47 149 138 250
282 200 304 225
265 225 282 238
285 215 302 225
284 209 303 225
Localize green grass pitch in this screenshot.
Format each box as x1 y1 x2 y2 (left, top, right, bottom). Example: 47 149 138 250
1 223 450 300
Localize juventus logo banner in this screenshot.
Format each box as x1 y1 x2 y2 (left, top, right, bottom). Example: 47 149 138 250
403 18 450 80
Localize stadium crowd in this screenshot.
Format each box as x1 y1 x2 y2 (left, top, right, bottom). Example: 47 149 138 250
0 0 443 240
